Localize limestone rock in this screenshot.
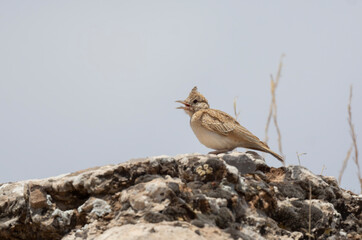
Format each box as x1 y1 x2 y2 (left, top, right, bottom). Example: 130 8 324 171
0 152 361 240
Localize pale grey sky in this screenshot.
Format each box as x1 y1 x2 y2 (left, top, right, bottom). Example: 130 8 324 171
1 1 361 192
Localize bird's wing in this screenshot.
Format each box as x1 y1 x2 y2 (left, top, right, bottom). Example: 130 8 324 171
200 109 264 146
200 110 239 136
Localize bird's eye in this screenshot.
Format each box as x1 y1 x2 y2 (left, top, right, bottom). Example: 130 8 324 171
193 99 198 104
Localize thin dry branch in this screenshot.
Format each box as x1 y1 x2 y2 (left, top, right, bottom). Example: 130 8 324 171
320 165 326 176
264 54 285 156
272 93 283 154
347 85 362 193
338 144 353 185
296 152 307 166
233 97 240 121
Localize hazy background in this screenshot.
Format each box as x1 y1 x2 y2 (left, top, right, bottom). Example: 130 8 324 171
1 1 361 192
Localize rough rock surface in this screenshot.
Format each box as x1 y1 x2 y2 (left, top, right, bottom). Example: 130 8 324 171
0 152 361 240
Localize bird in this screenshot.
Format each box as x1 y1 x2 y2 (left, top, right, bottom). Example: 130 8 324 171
176 86 284 163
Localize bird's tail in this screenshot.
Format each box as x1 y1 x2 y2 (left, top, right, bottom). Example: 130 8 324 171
251 141 284 163
265 148 284 163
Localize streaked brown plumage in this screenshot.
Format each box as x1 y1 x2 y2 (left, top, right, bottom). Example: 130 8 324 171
176 86 284 162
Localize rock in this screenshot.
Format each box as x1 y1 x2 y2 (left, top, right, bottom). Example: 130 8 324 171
222 152 257 174
0 152 361 240
29 185 48 209
92 222 231 240
78 197 111 218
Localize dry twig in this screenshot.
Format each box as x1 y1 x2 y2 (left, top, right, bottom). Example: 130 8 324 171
264 54 285 156
233 97 240 121
320 164 326 176
296 152 307 166
338 144 353 185
347 86 362 192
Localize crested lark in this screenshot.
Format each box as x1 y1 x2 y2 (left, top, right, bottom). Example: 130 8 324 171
176 86 284 162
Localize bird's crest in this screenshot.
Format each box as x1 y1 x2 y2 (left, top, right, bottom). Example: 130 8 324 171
187 86 208 105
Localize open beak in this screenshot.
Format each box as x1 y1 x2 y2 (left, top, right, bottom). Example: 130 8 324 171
175 100 190 110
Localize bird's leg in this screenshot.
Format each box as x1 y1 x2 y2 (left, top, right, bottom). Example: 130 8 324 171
208 148 234 155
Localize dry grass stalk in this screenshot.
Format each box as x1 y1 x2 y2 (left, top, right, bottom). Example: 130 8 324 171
296 152 307 166
320 164 326 176
233 97 240 121
264 54 285 156
347 85 362 193
338 144 353 185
